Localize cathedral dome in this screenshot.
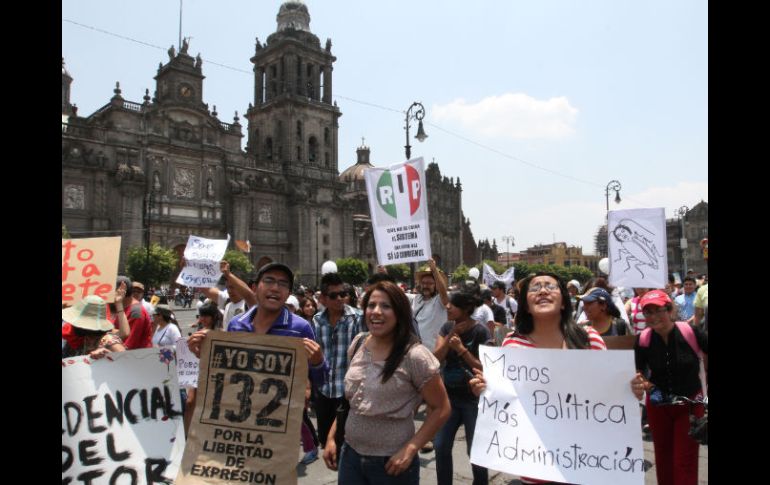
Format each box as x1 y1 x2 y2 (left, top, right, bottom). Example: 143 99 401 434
339 143 373 186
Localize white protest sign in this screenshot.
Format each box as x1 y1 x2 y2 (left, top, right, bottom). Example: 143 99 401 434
364 157 432 265
176 332 308 485
176 234 230 288
607 208 667 289
176 337 200 388
62 348 186 484
471 346 644 485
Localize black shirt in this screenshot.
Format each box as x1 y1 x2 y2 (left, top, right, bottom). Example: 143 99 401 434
439 321 492 399
634 324 708 398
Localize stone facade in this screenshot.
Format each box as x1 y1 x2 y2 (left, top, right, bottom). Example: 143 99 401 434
62 1 471 287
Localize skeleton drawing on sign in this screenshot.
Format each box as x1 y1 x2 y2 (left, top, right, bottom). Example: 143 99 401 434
612 219 664 278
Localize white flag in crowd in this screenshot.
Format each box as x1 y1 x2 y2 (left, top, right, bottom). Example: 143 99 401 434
482 263 515 288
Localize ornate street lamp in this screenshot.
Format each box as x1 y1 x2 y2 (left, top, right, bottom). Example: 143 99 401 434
677 205 689 275
605 180 621 215
404 102 428 160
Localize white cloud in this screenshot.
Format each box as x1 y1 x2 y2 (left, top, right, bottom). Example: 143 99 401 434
432 93 578 140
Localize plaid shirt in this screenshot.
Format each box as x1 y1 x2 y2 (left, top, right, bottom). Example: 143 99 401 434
312 304 362 398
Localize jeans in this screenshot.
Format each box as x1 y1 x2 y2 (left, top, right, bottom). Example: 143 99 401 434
338 442 420 485
434 395 488 485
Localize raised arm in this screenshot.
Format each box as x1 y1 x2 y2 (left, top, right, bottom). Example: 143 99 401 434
113 282 130 340
430 258 449 306
220 260 257 307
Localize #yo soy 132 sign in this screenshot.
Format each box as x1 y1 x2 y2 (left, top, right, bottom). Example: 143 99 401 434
364 157 432 266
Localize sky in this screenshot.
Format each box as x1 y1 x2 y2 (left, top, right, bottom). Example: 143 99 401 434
62 0 707 256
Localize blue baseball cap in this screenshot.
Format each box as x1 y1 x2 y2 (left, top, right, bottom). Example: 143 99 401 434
578 287 621 318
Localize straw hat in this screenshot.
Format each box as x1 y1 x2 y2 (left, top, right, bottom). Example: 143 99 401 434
61 295 114 332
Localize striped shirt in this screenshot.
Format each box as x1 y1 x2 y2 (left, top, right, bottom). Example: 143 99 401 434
312 305 362 398
629 297 647 335
500 325 605 485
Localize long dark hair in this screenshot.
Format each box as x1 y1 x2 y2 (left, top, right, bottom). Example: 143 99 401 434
362 281 420 383
514 272 590 349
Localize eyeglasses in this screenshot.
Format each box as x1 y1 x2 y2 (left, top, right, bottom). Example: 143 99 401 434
642 306 668 317
527 282 561 293
325 291 348 299
261 276 291 289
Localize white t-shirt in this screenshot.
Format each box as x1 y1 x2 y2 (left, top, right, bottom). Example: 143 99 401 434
411 294 447 351
152 324 182 347
223 300 247 329
472 304 495 329
494 295 518 327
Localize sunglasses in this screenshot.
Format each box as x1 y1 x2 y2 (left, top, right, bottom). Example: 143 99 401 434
325 291 348 299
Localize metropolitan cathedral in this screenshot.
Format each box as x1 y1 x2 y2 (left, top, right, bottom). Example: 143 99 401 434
62 1 476 285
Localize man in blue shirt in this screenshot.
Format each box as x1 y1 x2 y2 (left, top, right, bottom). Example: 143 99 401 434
674 276 697 324
186 262 328 434
311 272 362 451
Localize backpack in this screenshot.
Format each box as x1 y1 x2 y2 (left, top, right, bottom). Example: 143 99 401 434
639 322 707 397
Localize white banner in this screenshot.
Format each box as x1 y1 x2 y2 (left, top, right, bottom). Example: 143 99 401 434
176 338 200 388
364 157 432 266
62 348 186 484
482 263 515 288
176 234 230 288
470 346 644 485
607 208 667 289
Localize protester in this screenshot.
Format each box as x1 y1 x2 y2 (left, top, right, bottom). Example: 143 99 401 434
323 281 451 483
204 260 256 328
311 272 363 452
411 258 449 352
151 304 182 347
62 295 127 359
186 262 328 436
112 275 153 349
633 290 707 485
693 280 708 329
433 287 492 485
469 273 646 484
299 295 319 321
575 277 630 328
131 281 155 317
625 287 653 334
490 280 517 327
195 302 222 331
480 288 507 346
576 287 632 336
674 276 698 325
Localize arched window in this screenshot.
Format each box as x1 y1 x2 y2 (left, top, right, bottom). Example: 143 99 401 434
324 127 330 145
264 137 273 160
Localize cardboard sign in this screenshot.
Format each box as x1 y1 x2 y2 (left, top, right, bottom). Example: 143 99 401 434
176 235 230 288
607 208 667 289
62 348 186 484
62 236 121 305
176 332 308 485
364 157 432 265
470 346 645 485
176 337 201 388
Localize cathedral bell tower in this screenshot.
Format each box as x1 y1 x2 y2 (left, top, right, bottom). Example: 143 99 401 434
246 1 341 176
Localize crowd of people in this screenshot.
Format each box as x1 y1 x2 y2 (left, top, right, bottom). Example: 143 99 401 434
62 259 708 485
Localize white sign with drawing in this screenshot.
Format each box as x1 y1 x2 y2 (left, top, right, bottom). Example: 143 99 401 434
470 346 645 485
607 208 667 289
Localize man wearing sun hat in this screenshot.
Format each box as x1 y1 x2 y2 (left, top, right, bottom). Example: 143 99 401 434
112 275 153 350
411 258 449 352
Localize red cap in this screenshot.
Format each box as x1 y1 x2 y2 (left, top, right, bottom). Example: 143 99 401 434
639 289 672 309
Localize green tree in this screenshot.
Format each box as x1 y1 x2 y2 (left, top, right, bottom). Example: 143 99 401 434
223 250 254 279
62 225 71 239
125 244 179 288
386 264 411 283
451 264 470 284
335 257 369 285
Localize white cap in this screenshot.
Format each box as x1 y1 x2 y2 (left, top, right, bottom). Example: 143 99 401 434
567 280 582 292
285 295 300 310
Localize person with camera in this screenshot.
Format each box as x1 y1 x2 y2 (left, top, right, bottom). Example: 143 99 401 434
632 290 707 485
